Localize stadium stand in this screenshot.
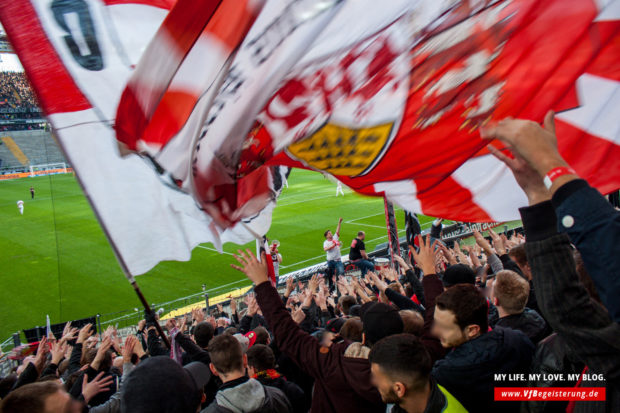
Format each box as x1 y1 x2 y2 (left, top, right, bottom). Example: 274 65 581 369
0 130 66 170
0 69 45 132
1 136 28 165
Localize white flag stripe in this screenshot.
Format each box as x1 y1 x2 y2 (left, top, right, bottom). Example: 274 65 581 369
556 74 620 145
451 154 528 222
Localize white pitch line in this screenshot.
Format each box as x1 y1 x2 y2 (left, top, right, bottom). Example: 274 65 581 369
280 253 328 269
205 278 249 291
278 186 345 200
344 208 403 224
344 222 390 229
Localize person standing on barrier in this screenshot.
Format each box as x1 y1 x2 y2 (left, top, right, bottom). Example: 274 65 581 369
324 217 344 291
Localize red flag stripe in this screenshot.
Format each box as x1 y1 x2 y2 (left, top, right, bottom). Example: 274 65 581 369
116 0 262 153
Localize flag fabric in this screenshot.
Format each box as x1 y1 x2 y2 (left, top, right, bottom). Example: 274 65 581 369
1 0 619 275
0 0 288 276
118 0 620 228
251 0 620 222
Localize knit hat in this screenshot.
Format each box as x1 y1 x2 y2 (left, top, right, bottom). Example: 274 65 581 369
360 302 403 345
442 264 476 287
121 356 210 413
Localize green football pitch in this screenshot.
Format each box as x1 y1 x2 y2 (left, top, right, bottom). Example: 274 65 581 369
0 169 436 340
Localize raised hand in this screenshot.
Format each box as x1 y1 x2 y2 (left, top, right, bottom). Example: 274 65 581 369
164 318 177 332
61 322 72 339
393 254 410 270
307 274 320 293
229 298 237 314
122 335 136 363
192 307 205 324
481 110 562 172
488 228 506 256
77 324 93 344
315 288 328 311
50 340 66 365
91 336 112 371
291 307 306 325
409 234 439 276
34 336 49 372
231 249 269 285
285 277 295 296
368 271 388 292
453 241 470 265
60 326 78 345
327 296 336 308
82 371 114 404
381 267 398 282
437 242 457 266
473 230 494 256
247 295 259 316
469 245 482 268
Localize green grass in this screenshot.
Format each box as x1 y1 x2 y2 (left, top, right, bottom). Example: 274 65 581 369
0 169 435 340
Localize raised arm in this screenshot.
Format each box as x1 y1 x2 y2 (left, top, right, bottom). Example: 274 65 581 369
484 110 620 321
484 110 620 376
335 217 343 237
522 202 620 380
231 250 326 380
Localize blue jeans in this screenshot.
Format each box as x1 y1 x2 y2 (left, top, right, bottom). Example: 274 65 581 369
352 259 374 276
327 260 345 276
326 260 344 291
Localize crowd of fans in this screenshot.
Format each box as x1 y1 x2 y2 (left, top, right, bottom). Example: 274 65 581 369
0 111 618 412
0 72 37 108
0 71 43 131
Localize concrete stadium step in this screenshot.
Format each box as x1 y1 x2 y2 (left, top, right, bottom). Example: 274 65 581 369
0 131 67 168
0 138 22 168
1 136 29 166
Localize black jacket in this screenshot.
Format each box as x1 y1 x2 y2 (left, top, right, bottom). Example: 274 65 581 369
254 374 307 413
524 333 584 413
432 326 534 412
495 307 550 344
520 198 620 413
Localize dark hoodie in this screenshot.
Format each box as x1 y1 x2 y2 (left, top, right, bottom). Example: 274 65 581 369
201 376 291 413
255 281 385 413
495 307 550 344
254 372 307 413
432 326 535 413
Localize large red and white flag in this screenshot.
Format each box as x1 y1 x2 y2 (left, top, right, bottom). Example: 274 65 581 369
252 0 620 222
2 0 619 274
0 0 290 275
116 0 620 228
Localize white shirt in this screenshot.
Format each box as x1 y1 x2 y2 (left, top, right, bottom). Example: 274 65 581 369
324 234 341 261
17 200 24 207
